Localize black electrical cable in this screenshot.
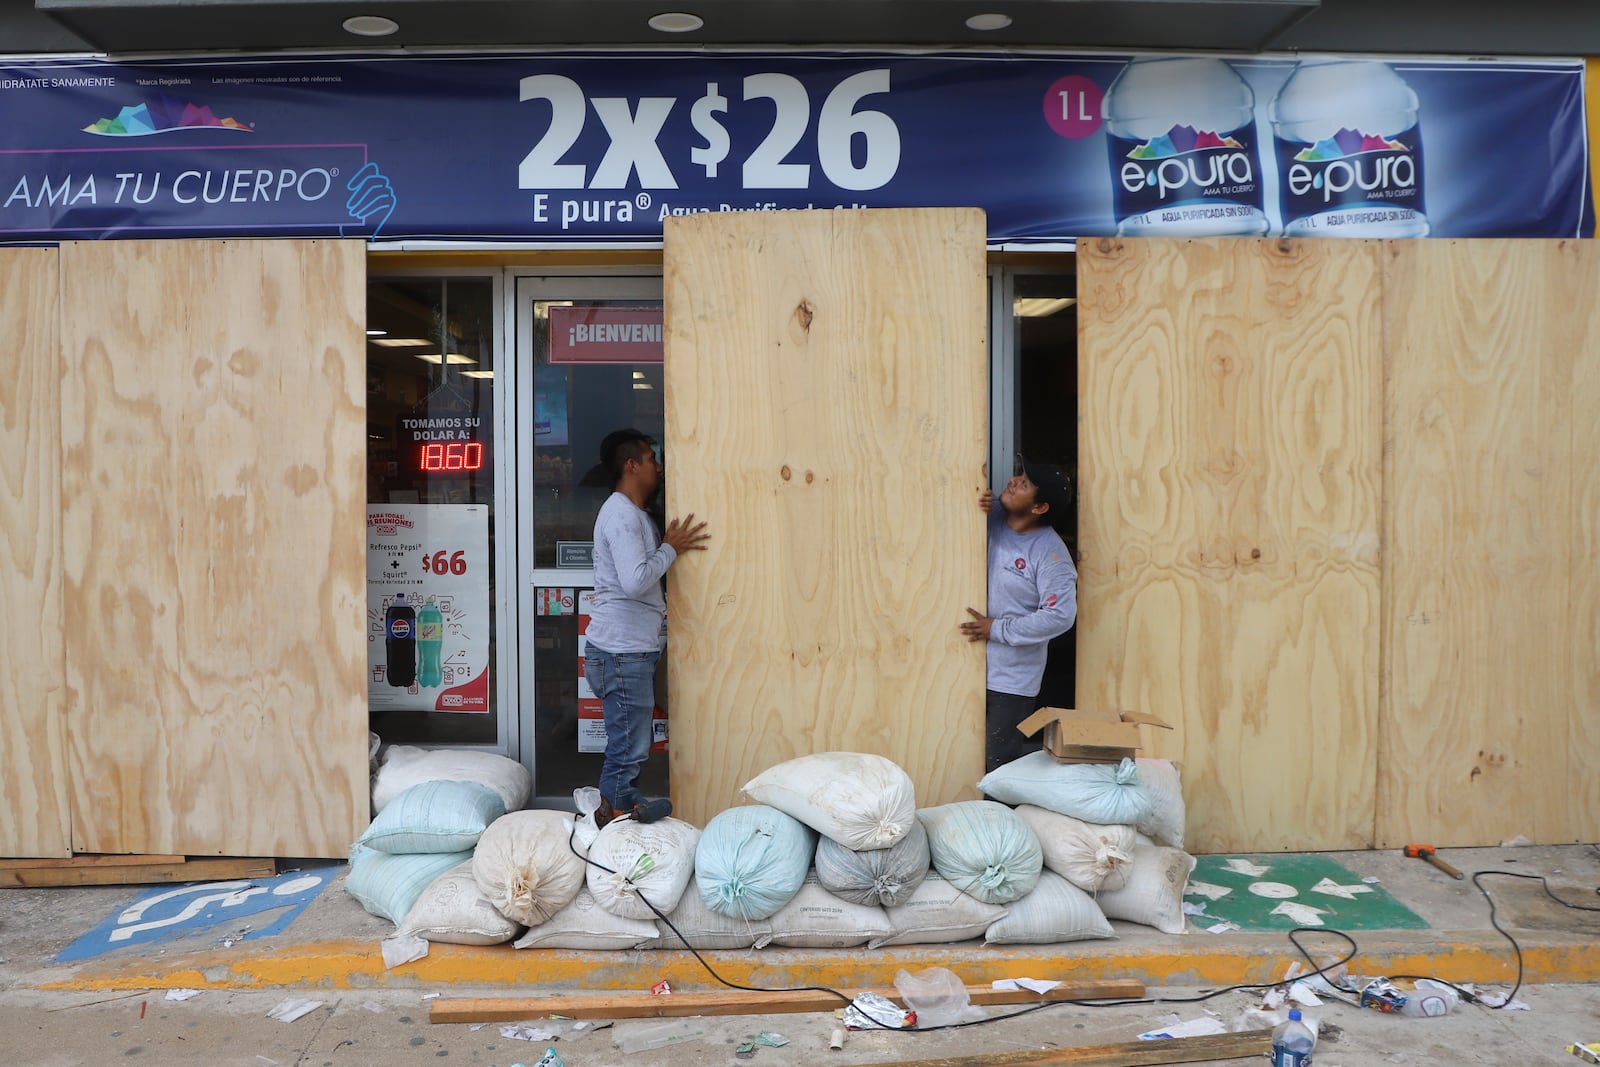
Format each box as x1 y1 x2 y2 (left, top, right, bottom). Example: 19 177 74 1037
562 821 1600 1034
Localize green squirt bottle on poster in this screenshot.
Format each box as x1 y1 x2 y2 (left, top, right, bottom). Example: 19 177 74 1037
417 596 444 688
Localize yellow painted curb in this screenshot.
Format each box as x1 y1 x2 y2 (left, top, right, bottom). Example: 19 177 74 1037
41 934 1600 993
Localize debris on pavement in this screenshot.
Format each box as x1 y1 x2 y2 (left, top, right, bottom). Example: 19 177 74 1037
500 1024 558 1041
266 998 324 1023
164 988 202 1001
381 933 429 969
1138 1014 1227 1040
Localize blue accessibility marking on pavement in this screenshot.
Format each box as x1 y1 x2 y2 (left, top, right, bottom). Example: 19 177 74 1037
55 864 340 963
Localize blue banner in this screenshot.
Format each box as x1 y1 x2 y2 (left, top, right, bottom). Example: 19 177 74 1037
0 51 1590 243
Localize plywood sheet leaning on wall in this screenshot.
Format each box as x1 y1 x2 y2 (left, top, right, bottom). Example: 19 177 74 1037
1077 238 1383 853
1380 239 1600 847
0 248 70 858
59 239 369 858
663 209 987 825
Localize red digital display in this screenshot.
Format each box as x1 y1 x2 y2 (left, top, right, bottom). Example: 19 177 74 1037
419 441 484 472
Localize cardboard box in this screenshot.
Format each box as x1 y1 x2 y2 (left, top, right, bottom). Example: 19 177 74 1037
1016 707 1172 764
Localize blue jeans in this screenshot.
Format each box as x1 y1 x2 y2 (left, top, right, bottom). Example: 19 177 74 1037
585 645 660 809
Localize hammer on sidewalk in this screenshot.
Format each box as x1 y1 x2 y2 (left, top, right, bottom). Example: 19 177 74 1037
1404 843 1464 879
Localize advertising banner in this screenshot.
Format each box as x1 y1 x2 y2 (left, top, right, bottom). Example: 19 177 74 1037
548 305 665 363
367 504 491 712
0 51 1590 243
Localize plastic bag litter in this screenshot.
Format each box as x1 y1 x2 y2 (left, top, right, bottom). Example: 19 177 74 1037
895 967 985 1027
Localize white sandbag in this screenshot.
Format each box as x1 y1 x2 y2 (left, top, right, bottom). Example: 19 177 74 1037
869 871 1006 948
977 753 1153 827
372 744 532 814
984 869 1116 945
587 817 701 921
652 883 774 950
1094 844 1195 935
398 861 522 945
355 779 506 854
1012 805 1135 893
695 805 815 921
767 872 893 948
1134 759 1186 849
345 845 473 925
514 888 659 950
741 752 915 851
917 801 1043 905
472 809 587 926
814 818 930 907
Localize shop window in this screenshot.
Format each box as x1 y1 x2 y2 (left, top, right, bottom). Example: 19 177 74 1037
366 277 499 746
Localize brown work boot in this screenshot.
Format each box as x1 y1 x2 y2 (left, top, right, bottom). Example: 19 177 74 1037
594 796 617 830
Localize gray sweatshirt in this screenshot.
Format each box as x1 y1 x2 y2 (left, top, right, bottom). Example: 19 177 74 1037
586 492 676 653
985 508 1079 697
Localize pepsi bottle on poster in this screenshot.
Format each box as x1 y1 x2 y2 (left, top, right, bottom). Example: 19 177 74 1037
385 592 417 687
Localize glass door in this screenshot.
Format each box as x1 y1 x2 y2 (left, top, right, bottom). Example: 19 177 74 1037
514 274 667 805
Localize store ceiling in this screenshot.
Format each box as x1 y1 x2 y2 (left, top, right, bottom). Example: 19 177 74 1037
4 0 1599 58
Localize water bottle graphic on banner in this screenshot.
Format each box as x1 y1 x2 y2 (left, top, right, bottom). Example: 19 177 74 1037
384 592 416 688
417 595 444 689
1271 59 1429 237
1103 56 1270 237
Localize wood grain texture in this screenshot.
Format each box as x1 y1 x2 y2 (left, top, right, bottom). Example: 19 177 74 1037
663 209 988 825
1380 239 1600 847
1077 238 1383 853
0 248 70 859
59 239 369 858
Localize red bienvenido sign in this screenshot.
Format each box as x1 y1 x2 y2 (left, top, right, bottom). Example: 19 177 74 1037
548 305 663 364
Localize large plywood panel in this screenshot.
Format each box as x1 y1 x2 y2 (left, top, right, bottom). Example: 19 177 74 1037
1381 239 1600 847
664 209 987 825
60 239 368 858
1077 238 1383 853
0 248 70 858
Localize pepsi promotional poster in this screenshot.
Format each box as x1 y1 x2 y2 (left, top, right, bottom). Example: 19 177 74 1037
0 51 1590 243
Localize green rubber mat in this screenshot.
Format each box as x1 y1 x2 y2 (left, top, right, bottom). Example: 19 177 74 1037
1187 854 1429 931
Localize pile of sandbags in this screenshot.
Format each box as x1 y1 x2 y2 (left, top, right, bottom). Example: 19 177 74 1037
343 745 1195 951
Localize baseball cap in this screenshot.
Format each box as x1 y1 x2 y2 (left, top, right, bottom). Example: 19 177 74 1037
1017 454 1073 526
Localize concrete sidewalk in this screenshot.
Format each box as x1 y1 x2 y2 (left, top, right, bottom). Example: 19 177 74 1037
6 844 1599 997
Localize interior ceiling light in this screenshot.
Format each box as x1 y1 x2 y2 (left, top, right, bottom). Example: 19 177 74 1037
461 370 495 379
366 329 388 337
415 352 477 365
370 337 433 347
648 12 704 32
965 13 1013 30
343 15 399 37
1014 296 1077 317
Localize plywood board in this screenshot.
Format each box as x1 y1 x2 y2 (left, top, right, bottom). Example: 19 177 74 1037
1077 238 1383 853
1380 239 1600 847
59 239 369 858
0 248 70 859
663 209 987 824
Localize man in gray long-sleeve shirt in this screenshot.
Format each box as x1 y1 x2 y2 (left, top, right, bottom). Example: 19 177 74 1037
960 456 1079 771
586 428 709 826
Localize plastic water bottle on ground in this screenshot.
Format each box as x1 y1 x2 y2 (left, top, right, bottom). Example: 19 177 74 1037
1271 1007 1316 1066
1102 56 1270 237
1270 59 1429 237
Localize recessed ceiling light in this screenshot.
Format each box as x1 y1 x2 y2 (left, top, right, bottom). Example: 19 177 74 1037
343 15 399 36
648 11 704 32
366 329 388 337
965 13 1013 30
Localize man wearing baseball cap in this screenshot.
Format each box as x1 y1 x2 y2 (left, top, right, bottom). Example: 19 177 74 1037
960 455 1079 771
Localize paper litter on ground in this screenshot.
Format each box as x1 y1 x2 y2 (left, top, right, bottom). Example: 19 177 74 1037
991 978 1058 994
1139 1016 1227 1040
164 988 202 1001
381 934 429 970
501 1025 558 1041
1205 921 1241 933
266 998 324 1023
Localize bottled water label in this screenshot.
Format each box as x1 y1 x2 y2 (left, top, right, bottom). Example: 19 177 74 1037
1107 123 1266 233
1102 57 1269 236
1274 121 1426 234
1271 1049 1311 1067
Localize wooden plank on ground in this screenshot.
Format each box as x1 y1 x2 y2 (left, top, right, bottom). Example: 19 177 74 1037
430 979 1146 1024
852 1030 1274 1067
0 854 184 869
0 856 276 887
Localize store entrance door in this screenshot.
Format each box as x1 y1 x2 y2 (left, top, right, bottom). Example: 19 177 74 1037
513 275 668 805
